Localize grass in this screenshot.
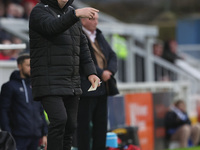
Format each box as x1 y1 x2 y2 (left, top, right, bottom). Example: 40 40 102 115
168 146 200 150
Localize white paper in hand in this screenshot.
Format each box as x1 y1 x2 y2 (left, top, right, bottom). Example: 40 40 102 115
88 80 99 92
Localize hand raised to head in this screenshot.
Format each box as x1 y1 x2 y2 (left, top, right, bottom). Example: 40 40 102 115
75 7 99 19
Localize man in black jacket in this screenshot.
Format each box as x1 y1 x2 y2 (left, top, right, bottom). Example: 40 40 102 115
0 54 48 150
76 12 118 150
29 0 100 150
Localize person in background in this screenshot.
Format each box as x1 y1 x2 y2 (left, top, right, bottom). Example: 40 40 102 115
10 36 23 59
29 0 100 150
5 2 24 18
22 0 36 19
0 54 48 150
153 40 164 57
0 39 12 60
164 100 200 148
0 0 5 17
152 40 166 81
162 40 182 64
76 12 118 150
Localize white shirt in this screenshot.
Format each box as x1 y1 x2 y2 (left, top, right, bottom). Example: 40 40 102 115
82 27 96 43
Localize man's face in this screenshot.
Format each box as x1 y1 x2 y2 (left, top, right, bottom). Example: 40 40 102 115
81 12 98 33
18 58 30 78
177 102 186 112
153 45 163 56
169 40 177 53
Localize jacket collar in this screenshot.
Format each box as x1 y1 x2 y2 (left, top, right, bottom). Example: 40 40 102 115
40 0 74 11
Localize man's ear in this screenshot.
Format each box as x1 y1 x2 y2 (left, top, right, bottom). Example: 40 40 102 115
18 64 22 70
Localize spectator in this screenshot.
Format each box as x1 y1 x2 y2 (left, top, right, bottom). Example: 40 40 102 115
152 40 169 81
22 0 35 19
162 40 182 63
76 12 118 150
10 36 23 59
0 1 5 17
164 100 200 148
0 39 12 60
153 40 164 57
5 2 24 18
0 54 48 150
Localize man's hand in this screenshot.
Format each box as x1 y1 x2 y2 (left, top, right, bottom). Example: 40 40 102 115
41 136 47 150
88 74 100 88
75 7 99 19
102 70 112 82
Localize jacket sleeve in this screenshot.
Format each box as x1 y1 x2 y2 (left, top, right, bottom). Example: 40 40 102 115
102 35 118 75
0 83 13 132
29 5 79 36
79 27 97 77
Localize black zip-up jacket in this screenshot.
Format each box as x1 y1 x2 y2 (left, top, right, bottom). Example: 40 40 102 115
29 0 96 100
0 71 48 137
80 29 118 96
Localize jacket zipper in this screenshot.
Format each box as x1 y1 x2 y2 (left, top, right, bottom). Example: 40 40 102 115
50 6 75 94
22 79 29 103
62 10 75 93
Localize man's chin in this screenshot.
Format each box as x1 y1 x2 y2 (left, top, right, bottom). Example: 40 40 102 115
24 74 30 78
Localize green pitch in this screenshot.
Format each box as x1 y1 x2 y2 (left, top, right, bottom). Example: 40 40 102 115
168 146 200 150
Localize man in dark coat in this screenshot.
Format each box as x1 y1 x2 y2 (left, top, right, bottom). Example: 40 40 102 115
0 54 48 150
29 0 100 150
76 12 118 150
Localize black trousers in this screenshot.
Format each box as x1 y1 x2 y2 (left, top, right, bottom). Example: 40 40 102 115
41 95 79 150
77 95 107 150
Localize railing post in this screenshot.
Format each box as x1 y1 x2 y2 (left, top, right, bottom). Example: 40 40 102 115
145 37 155 82
126 36 135 82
